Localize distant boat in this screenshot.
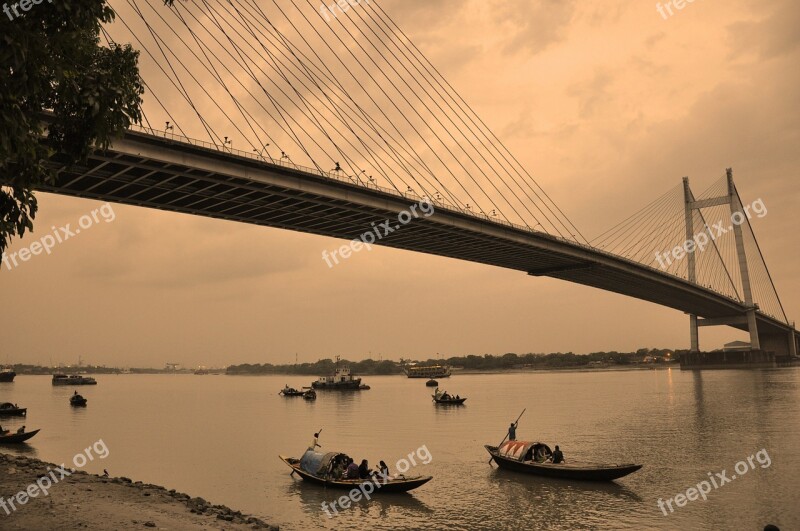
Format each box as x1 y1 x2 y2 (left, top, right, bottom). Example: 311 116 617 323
311 357 365 390
0 368 16 382
279 450 432 493
194 369 209 375
425 379 438 387
0 402 26 417
52 374 97 386
405 364 451 379
279 386 305 397
484 441 642 481
0 428 40 444
432 389 466 405
70 394 88 407
302 388 317 400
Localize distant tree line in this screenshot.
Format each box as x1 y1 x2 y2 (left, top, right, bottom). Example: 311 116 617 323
225 348 684 375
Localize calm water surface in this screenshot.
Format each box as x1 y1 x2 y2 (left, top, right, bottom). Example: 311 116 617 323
1 369 799 530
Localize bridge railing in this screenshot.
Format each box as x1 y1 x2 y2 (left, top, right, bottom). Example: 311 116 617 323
127 124 594 247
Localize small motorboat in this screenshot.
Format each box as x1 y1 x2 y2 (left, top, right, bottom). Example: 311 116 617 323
0 402 26 417
425 379 438 387
279 449 432 493
485 440 642 481
70 394 88 407
0 428 40 444
279 386 305 397
359 384 371 390
302 388 317 401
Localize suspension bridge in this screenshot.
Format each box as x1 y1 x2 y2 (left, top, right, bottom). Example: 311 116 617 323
33 0 798 362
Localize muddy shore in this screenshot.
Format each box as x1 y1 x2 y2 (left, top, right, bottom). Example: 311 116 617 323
0 452 278 530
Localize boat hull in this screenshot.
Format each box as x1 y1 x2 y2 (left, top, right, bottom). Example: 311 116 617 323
279 456 432 493
0 429 40 444
0 372 16 383
311 381 362 390
433 398 466 405
0 408 27 417
485 446 642 481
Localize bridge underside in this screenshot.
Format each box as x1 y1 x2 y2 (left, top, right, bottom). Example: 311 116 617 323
39 131 794 344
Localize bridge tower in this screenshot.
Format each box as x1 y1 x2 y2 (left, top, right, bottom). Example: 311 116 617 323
683 169 761 352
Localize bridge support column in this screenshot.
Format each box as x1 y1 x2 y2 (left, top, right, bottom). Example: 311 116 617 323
746 309 760 350
689 315 699 352
790 331 798 358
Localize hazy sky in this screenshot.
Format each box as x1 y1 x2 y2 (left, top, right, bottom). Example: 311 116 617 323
2 0 798 368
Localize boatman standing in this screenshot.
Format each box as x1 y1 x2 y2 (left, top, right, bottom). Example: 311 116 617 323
508 422 517 441
309 432 322 450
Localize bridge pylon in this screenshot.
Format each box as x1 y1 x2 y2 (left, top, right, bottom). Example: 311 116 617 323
683 169 760 352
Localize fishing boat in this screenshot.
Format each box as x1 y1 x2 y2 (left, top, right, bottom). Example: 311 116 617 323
0 429 40 444
432 389 466 405
302 388 317 400
485 440 643 481
404 364 451 379
425 379 438 387
311 357 364 390
52 374 97 386
0 368 16 382
70 394 88 407
279 386 305 397
279 449 432 493
0 402 26 417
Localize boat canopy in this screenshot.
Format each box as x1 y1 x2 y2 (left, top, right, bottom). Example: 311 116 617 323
498 441 552 462
299 449 341 476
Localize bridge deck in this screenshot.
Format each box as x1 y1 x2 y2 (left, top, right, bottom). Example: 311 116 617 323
41 130 793 337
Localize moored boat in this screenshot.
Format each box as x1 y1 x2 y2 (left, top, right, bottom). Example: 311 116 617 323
0 428 40 444
485 440 642 481
311 357 364 390
279 386 305 397
302 388 317 400
0 368 16 382
279 449 432 493
52 374 97 386
425 379 438 387
70 393 88 407
0 402 26 417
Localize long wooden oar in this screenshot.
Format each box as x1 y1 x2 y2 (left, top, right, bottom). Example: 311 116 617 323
488 408 526 465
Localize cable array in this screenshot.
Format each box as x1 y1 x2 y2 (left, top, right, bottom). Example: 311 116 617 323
103 0 585 242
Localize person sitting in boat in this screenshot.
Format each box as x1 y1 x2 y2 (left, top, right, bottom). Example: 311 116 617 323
441 391 451 400
378 460 389 478
16 425 25 434
358 459 372 479
345 458 360 479
332 459 346 480
0 424 5 435
549 445 565 464
534 446 550 463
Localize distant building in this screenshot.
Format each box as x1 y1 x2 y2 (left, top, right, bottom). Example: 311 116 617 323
723 341 752 352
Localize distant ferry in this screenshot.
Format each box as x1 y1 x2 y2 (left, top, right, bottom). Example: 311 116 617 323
404 364 451 379
312 358 363 390
0 368 16 382
52 374 97 386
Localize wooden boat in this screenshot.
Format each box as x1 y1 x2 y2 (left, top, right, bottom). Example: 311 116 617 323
485 441 642 481
279 450 432 493
70 394 88 407
432 391 466 405
0 429 40 444
280 387 304 397
302 389 317 400
0 402 26 417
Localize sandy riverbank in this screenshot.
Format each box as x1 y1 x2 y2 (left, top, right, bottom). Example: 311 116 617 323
0 453 278 530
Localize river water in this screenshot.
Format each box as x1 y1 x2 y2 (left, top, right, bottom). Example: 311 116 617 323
1 369 799 530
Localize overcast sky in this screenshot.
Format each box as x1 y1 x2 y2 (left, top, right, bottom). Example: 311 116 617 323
2 0 798 368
